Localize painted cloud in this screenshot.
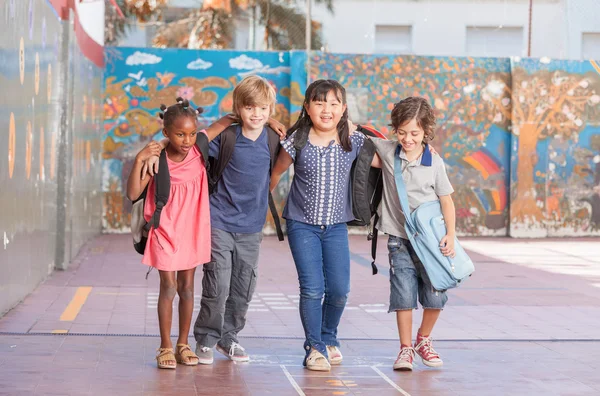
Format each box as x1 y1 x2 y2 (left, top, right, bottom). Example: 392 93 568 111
229 54 263 70
187 58 213 70
125 51 162 66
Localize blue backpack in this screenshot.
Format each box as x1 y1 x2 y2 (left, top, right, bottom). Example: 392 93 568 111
393 152 474 291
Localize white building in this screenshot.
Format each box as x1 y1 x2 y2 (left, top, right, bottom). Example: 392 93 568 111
119 0 600 60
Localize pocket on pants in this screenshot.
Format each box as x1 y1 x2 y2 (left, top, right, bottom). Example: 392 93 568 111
202 262 218 298
247 268 258 301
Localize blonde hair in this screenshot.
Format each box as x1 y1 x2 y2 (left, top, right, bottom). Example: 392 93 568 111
232 75 276 118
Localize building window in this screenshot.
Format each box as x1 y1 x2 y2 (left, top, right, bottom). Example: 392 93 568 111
466 26 524 57
375 25 412 55
582 33 600 60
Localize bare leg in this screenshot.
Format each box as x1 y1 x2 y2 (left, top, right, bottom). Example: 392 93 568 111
158 270 177 366
176 268 196 346
418 309 441 337
396 309 413 348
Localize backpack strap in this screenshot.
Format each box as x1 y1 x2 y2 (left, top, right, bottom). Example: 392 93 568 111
145 148 170 232
194 130 210 170
266 127 284 241
368 214 379 275
212 125 238 186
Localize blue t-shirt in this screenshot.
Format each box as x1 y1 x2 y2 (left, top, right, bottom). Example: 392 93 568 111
281 131 366 225
209 126 271 233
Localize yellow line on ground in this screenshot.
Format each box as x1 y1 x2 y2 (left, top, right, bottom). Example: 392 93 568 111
96 292 139 296
60 287 92 321
51 329 68 334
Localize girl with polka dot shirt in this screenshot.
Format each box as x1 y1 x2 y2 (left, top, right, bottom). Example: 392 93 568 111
270 80 372 371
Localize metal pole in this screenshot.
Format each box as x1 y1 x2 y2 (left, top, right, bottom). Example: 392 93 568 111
527 0 533 57
306 0 311 86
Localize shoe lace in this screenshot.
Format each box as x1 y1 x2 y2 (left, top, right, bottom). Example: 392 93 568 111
416 337 438 357
229 342 245 357
399 347 415 361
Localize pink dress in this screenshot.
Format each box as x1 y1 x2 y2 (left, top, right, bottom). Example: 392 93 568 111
142 143 211 271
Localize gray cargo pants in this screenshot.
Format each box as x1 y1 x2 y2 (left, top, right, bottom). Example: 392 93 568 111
193 227 262 349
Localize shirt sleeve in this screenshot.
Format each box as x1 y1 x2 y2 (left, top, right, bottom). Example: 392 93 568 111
351 131 367 156
433 157 455 196
209 133 220 159
280 131 297 161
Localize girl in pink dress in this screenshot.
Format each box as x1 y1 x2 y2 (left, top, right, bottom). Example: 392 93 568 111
127 98 211 369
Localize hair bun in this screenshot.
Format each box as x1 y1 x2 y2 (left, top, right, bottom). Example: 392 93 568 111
158 112 164 120
181 99 190 108
160 104 167 111
176 97 184 103
196 107 204 115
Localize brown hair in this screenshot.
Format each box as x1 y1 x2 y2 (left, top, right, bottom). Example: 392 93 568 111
232 75 276 118
390 96 436 143
287 79 352 151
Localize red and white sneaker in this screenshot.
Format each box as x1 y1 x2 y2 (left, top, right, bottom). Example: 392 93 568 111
414 334 443 367
393 347 415 371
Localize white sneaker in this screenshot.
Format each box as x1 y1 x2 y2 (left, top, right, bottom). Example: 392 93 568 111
216 342 250 362
326 346 343 365
195 345 213 365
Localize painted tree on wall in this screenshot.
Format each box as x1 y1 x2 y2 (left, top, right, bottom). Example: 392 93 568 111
510 66 600 224
312 54 512 234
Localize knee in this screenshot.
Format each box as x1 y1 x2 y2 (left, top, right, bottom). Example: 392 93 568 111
300 285 324 301
325 288 349 307
160 280 177 300
177 281 194 301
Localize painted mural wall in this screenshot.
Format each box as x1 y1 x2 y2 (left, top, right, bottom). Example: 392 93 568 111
103 47 292 233
509 58 600 237
0 0 104 315
103 48 600 237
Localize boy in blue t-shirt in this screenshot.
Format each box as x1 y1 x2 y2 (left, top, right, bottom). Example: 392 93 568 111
193 76 282 364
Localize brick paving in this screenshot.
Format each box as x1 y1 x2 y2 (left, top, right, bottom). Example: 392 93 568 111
1 234 600 395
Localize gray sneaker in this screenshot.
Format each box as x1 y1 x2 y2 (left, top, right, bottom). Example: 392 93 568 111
195 345 213 365
216 342 250 362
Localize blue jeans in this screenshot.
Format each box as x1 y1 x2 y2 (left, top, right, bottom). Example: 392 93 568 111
286 219 350 361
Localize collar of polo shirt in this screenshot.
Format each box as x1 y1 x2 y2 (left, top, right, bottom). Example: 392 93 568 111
395 144 433 167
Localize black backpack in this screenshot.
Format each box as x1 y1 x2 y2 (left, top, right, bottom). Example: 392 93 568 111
130 133 210 255
207 125 284 241
292 125 386 274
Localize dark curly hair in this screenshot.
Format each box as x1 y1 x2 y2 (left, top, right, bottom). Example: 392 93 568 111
390 96 436 143
286 79 352 151
158 97 203 129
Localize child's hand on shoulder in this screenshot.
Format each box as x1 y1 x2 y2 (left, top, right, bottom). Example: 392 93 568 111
136 141 161 163
440 234 455 258
267 117 286 139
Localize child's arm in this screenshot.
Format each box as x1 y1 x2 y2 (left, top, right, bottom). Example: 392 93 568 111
206 114 237 142
127 141 162 201
267 117 286 138
269 150 294 192
439 194 456 257
371 152 382 168
142 115 237 176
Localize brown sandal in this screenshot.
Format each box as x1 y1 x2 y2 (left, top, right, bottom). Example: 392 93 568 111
156 348 177 369
175 344 199 366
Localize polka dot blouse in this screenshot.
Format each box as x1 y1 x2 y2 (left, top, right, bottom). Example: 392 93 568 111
281 131 366 225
